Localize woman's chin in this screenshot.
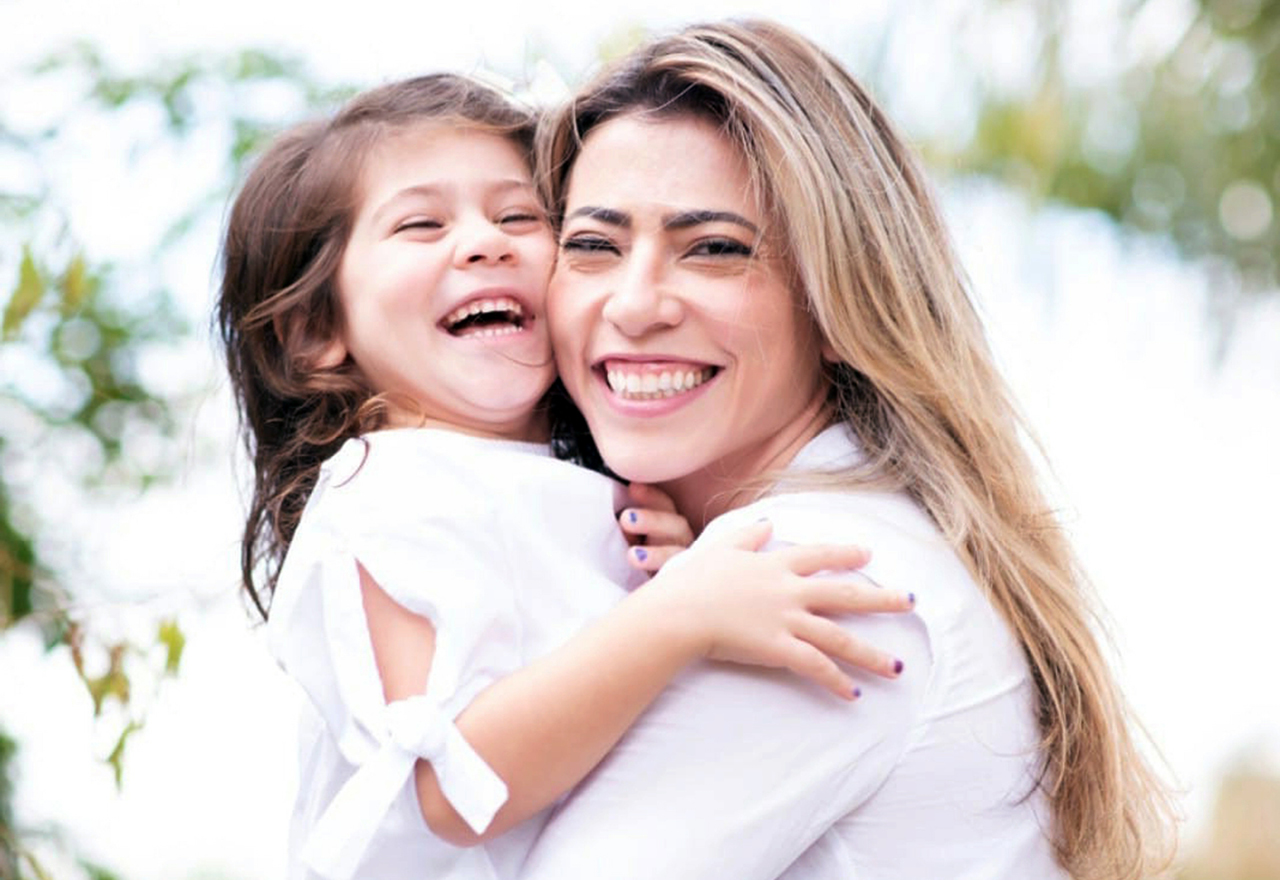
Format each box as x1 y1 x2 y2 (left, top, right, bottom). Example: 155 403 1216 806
597 442 695 487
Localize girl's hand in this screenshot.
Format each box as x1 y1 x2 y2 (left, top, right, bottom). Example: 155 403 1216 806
648 519 914 700
618 482 695 573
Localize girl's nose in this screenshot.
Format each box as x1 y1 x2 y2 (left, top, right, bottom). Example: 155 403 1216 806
456 217 515 267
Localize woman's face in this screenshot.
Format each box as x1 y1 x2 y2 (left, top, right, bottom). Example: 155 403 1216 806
550 113 830 520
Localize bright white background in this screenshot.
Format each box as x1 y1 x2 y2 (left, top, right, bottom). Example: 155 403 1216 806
1 1 1277 877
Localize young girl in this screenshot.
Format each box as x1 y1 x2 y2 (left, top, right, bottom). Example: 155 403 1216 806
217 74 912 880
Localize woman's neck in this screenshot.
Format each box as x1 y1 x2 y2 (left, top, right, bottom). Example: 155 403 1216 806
660 397 834 534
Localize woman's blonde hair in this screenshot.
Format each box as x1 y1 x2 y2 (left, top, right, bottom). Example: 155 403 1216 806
538 19 1176 878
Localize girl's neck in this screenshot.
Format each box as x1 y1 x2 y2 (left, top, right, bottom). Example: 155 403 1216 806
383 408 551 444
659 397 834 534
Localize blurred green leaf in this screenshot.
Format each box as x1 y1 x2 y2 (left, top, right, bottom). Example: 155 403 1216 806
0 483 36 630
58 254 90 317
78 861 125 880
0 194 40 221
156 619 184 676
3 247 44 340
1 729 16 836
83 646 130 717
104 720 143 791
24 853 57 880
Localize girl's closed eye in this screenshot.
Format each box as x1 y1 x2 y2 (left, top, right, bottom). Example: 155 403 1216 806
499 210 544 228
395 217 444 234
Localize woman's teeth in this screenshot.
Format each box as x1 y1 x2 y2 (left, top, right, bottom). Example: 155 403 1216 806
605 367 715 400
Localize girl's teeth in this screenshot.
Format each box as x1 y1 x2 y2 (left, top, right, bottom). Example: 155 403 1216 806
444 296 524 328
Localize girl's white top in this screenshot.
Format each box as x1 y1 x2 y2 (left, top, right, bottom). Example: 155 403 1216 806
266 428 637 880
521 423 1069 880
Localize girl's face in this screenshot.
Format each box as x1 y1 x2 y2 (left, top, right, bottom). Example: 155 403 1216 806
325 125 557 440
549 113 831 524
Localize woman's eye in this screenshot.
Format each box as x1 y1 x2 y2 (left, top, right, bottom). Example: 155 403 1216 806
560 235 617 254
687 238 753 258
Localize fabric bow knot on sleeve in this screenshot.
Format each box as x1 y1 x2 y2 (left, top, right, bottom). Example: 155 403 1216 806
301 693 509 880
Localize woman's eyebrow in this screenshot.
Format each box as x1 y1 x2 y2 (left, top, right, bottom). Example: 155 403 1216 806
565 206 630 227
663 209 758 234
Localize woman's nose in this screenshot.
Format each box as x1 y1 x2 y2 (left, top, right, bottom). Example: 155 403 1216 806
601 252 682 336
455 216 514 267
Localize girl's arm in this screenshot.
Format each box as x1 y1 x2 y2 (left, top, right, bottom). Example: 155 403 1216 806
362 520 913 847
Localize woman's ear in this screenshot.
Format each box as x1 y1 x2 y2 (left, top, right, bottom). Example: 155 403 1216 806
820 340 840 363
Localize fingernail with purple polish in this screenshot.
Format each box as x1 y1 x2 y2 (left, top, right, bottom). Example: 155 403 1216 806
627 510 638 524
893 659 904 675
634 547 648 562
907 592 916 605
852 686 862 699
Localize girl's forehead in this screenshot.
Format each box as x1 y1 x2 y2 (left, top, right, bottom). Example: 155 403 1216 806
352 124 534 209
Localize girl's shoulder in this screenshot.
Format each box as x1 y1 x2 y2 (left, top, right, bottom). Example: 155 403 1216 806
314 428 544 504
323 428 542 481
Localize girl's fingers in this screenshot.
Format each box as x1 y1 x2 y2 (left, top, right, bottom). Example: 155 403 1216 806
781 639 859 700
626 482 679 513
627 543 685 573
782 543 872 576
804 578 915 615
791 615 904 680
618 507 696 548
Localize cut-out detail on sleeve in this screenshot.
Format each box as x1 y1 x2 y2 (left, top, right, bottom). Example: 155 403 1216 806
301 693 508 880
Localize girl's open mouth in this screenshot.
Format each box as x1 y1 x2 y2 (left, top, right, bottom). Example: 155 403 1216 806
442 296 528 338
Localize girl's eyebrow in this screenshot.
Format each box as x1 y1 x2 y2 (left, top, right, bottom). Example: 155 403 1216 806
371 179 536 224
563 206 758 234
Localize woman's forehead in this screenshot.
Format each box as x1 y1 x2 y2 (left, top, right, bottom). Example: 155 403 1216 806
566 114 759 215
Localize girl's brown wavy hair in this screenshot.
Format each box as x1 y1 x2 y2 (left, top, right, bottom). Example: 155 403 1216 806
538 19 1177 879
217 74 538 620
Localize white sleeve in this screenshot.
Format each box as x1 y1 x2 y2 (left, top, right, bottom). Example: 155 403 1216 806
520 506 934 880
268 460 519 880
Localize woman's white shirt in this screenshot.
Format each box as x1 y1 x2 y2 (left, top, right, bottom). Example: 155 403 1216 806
266 429 636 880
521 424 1067 880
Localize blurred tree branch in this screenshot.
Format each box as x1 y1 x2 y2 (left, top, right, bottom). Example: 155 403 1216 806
950 0 1278 292
0 44 344 880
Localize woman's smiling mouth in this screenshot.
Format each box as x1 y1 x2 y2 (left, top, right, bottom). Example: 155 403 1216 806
599 360 719 401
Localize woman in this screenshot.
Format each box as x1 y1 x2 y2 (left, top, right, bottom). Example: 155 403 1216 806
524 19 1175 880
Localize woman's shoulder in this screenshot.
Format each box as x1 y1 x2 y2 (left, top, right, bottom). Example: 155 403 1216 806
719 487 1028 693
